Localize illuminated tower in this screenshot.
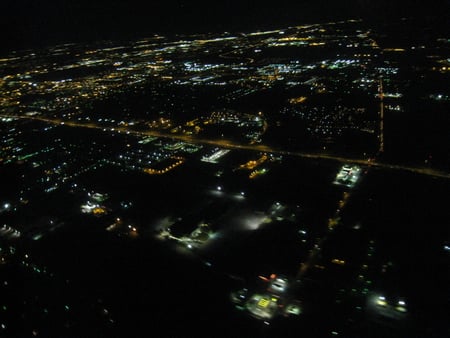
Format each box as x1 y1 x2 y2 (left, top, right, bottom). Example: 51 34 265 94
378 77 384 153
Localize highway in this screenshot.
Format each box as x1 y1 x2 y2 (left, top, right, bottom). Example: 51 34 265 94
3 114 450 180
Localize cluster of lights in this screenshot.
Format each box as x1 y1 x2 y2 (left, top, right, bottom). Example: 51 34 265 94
376 295 407 313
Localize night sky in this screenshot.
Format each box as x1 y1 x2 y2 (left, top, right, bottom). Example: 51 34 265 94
1 0 449 53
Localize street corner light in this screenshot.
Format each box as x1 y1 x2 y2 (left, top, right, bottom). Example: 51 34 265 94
398 300 406 306
240 191 245 196
217 186 222 191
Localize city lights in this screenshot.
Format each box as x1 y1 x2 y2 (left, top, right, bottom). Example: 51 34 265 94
0 11 447 338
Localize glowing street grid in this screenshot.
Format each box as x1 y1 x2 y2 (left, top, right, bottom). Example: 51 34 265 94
0 16 449 338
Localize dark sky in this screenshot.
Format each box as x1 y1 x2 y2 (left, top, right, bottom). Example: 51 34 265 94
1 0 449 53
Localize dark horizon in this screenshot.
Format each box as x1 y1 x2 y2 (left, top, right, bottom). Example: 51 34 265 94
2 0 449 54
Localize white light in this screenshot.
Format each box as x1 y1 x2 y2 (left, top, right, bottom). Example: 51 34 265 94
187 244 192 249
376 295 387 306
398 300 405 306
217 186 222 191
3 203 10 209
243 214 267 231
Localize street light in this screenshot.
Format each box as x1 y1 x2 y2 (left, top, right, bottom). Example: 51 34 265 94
396 299 407 312
376 296 387 306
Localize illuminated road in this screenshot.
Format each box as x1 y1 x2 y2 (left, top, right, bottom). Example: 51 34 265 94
3 114 450 180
